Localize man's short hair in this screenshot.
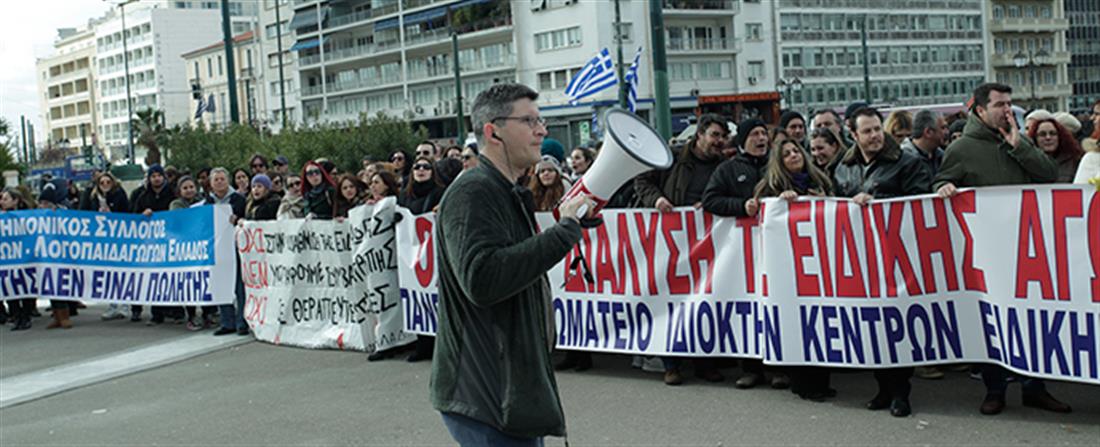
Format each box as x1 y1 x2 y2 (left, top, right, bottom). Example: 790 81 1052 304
696 113 727 137
813 109 841 123
471 83 539 146
972 83 1012 110
911 110 941 139
210 167 229 179
847 107 883 131
417 140 438 153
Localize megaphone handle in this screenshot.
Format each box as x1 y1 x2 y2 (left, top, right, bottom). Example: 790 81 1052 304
575 203 589 220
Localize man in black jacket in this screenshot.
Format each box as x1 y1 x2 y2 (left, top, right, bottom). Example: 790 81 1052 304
833 107 932 418
129 165 175 323
204 168 249 336
432 83 593 445
701 117 784 389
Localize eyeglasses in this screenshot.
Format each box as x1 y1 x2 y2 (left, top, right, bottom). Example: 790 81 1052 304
287 180 301 187
305 169 322 177
1036 131 1058 138
252 163 266 168
416 151 433 157
462 154 474 160
492 115 547 129
413 163 433 171
391 155 405 161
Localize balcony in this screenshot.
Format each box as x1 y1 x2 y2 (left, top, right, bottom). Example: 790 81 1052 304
301 76 403 98
989 18 1069 34
662 0 739 15
300 15 511 67
991 51 1071 67
1017 84 1073 100
667 37 741 53
406 53 516 83
783 62 984 79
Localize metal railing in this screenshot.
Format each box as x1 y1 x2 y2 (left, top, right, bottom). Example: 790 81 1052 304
667 37 741 52
662 0 739 11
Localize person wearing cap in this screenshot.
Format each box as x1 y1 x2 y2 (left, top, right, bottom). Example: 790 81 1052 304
129 165 177 324
540 137 565 165
702 116 784 390
37 180 76 329
779 110 807 148
244 174 281 221
272 155 290 177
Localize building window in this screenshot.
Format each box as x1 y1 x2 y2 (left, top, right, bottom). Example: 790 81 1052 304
207 58 213 77
217 55 223 76
746 23 763 41
535 26 582 52
748 61 764 79
669 62 692 81
615 23 632 43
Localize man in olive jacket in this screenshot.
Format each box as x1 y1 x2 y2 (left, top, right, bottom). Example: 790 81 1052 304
935 83 1068 416
432 83 592 445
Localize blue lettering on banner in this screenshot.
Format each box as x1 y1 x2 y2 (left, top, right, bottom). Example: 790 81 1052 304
980 300 1099 380
401 288 439 334
554 297 653 352
800 301 963 366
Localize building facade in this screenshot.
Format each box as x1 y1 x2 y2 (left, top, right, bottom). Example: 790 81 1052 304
183 31 267 128
258 0 300 133
93 7 224 161
985 0 1072 111
1065 0 1100 112
36 26 99 150
777 0 987 116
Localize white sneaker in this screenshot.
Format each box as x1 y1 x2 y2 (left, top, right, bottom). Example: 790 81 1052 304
641 357 665 373
631 355 644 369
100 309 125 321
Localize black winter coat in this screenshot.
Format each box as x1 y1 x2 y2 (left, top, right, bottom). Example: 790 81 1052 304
833 136 933 199
701 152 768 217
245 194 280 221
81 187 130 213
399 181 444 215
129 183 175 213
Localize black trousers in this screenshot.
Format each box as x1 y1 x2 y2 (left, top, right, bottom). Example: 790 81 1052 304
874 367 914 399
8 298 36 320
790 366 832 395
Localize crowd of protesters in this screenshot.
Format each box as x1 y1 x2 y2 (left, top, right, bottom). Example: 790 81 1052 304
2 83 1098 419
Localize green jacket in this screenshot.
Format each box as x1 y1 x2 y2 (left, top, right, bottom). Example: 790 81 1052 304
431 156 583 438
934 113 1058 189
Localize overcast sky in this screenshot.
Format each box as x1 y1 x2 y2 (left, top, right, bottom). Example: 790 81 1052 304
1 0 112 153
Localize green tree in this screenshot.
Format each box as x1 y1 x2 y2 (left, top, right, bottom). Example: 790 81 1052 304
132 108 167 166
0 117 23 174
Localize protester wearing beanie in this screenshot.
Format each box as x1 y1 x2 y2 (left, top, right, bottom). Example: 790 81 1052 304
779 110 807 147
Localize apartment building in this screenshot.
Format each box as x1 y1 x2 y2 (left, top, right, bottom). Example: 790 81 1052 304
258 0 301 132
36 26 99 149
183 31 267 128
1065 0 1100 111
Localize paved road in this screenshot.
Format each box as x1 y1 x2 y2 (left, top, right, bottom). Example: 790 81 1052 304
1 306 1098 445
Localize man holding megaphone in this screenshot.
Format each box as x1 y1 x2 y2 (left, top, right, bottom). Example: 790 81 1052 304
430 83 598 446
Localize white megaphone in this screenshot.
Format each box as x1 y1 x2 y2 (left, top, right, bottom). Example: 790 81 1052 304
556 109 673 219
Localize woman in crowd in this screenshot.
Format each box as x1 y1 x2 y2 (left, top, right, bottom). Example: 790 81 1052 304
245 174 281 222
461 145 480 171
1027 118 1084 183
389 150 410 187
1076 111 1100 184
301 161 337 219
808 127 844 176
443 145 463 160
84 172 133 321
170 176 216 331
569 147 595 182
277 174 305 220
771 128 790 149
269 173 286 198
233 168 251 196
884 110 914 142
1 187 38 330
754 140 835 401
366 171 401 205
529 157 567 213
333 174 367 219
399 155 445 362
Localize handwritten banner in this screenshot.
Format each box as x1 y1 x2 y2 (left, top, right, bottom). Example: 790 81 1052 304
395 186 1100 385
0 206 236 305
236 197 414 352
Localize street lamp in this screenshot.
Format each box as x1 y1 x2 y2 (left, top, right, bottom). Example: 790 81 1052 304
1012 48 1050 107
104 0 139 165
777 77 803 112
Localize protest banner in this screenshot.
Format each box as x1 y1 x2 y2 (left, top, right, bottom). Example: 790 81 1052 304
236 197 414 352
0 205 236 305
396 186 1099 385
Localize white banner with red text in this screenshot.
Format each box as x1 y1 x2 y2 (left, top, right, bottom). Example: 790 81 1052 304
236 197 415 352
397 186 1099 385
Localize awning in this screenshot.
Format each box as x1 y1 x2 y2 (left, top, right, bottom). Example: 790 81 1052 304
405 6 447 26
450 0 491 9
290 37 322 51
374 17 399 32
289 9 328 31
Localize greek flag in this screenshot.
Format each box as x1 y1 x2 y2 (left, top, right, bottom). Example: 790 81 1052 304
194 97 206 120
564 48 617 104
624 47 642 113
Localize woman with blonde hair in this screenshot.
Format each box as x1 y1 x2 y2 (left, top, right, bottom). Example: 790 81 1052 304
884 110 914 142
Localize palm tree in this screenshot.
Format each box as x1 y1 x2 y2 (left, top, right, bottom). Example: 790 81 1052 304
132 107 166 166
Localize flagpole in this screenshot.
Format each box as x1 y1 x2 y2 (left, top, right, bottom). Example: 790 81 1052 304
614 0 627 110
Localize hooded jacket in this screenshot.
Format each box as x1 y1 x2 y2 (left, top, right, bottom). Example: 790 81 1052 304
431 156 582 439
634 138 722 207
833 134 932 199
933 113 1058 189
129 181 175 214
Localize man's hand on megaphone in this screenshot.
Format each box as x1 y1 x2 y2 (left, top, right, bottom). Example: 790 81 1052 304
558 194 594 223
